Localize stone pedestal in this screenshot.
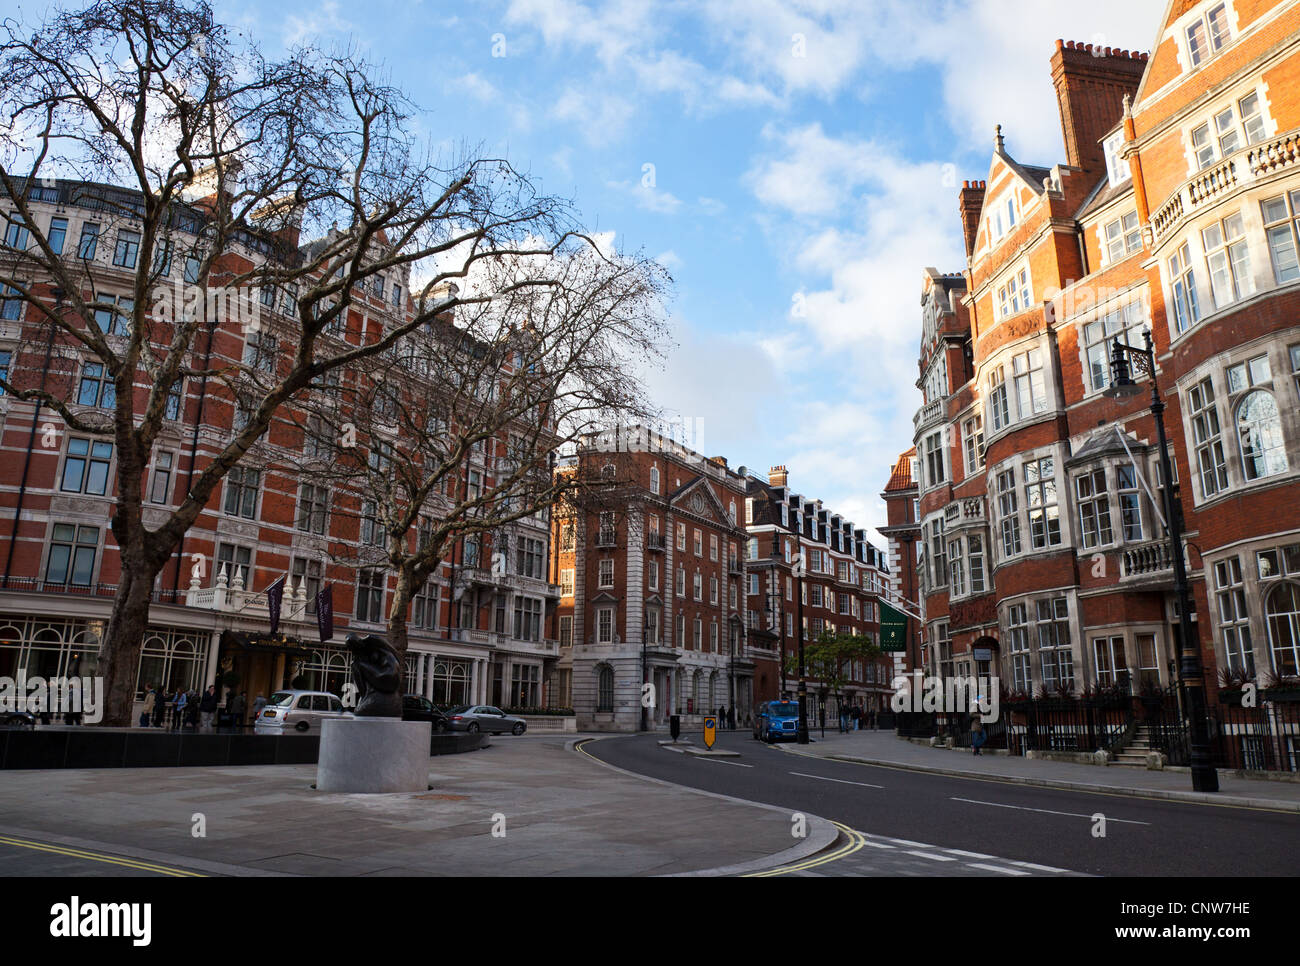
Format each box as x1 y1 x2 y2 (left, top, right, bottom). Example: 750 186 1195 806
316 717 431 793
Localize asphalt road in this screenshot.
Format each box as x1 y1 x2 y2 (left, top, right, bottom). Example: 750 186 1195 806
581 730 1300 876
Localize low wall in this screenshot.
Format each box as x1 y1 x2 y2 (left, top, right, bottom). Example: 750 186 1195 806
518 715 577 734
0 726 487 769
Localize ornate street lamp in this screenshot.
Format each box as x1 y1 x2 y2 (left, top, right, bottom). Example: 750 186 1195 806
1104 330 1218 793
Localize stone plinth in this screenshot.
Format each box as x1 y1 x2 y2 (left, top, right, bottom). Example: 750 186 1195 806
316 718 430 793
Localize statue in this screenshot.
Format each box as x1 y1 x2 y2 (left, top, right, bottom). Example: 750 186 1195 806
344 633 403 718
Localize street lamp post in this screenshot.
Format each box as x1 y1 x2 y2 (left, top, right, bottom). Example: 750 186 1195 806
641 613 654 733
794 546 809 744
1105 331 1218 793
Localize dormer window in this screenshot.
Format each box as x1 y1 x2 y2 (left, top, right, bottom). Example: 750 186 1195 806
1186 3 1230 67
1104 132 1129 187
988 194 1018 242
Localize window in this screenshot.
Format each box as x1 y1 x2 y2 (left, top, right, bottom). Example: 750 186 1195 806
693 528 703 556
370 440 394 475
3 213 29 250
184 255 202 284
676 566 686 597
1037 598 1074 692
232 394 256 433
693 571 703 601
112 229 140 268
1082 300 1147 393
1237 390 1288 481
1186 3 1229 67
0 350 12 394
216 543 252 588
356 569 385 623
45 216 67 255
515 537 544 579
1012 348 1047 418
996 468 1021 557
1104 211 1142 263
152 239 173 277
1215 556 1253 677
77 222 100 260
164 379 183 420
987 365 1010 431
1104 132 1129 187
709 534 719 561
0 285 21 322
220 465 259 521
77 361 115 408
1291 345 1300 398
988 193 1017 241
923 431 945 487
649 561 660 592
1075 469 1113 549
513 597 542 641
1262 192 1300 284
282 284 298 316
1117 464 1143 541
597 608 614 644
710 576 719 605
693 618 703 649
61 438 112 495
596 666 614 710
598 558 614 589
1024 456 1061 549
391 283 402 308
559 616 573 647
963 414 984 475
293 558 324 618
94 294 135 337
1169 242 1201 333
296 484 329 534
46 524 98 586
929 519 946 589
948 538 965 596
968 534 986 594
1006 603 1031 691
997 267 1031 319
1188 378 1229 497
676 522 686 551
243 330 277 373
149 451 173 504
1203 213 1252 308
650 464 660 494
1093 636 1128 687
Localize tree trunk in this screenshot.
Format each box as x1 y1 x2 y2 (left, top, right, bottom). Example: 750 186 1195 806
97 564 158 726
387 566 414 699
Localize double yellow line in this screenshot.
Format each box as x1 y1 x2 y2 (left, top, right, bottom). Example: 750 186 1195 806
0 834 205 877
743 821 866 877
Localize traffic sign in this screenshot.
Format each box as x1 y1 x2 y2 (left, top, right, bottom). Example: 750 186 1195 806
703 716 716 749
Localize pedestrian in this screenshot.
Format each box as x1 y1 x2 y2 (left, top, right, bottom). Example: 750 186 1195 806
199 685 218 732
717 705 725 727
851 705 860 731
971 714 986 756
251 692 267 724
172 688 188 730
727 706 735 730
231 691 247 730
140 684 155 728
153 687 167 727
186 690 201 730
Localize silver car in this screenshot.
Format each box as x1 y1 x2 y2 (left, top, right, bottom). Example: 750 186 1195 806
254 690 346 734
446 705 527 735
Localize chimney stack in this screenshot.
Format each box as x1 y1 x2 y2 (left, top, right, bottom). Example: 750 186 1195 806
958 180 986 259
768 465 788 488
1051 39 1147 182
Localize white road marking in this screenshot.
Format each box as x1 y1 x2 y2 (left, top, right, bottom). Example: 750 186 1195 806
968 862 1032 876
859 840 897 849
950 797 1150 826
697 756 753 767
790 771 884 789
942 848 997 859
904 849 957 862
879 836 932 847
1011 860 1072 873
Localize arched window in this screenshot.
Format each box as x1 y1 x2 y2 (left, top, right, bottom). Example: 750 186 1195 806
596 665 614 712
1237 390 1288 481
1266 582 1300 677
650 464 660 495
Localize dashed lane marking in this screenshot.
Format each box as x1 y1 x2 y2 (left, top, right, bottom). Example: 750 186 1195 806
951 797 1151 825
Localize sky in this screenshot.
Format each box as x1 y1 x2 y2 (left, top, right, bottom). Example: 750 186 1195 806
3 0 1169 543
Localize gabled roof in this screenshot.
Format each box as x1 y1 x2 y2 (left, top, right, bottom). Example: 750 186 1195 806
885 447 917 492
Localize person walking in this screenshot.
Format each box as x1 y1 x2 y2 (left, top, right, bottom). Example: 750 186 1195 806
971 714 986 755
251 692 267 725
140 684 156 728
231 691 247 730
199 685 218 732
171 688 188 730
153 688 167 727
727 706 735 730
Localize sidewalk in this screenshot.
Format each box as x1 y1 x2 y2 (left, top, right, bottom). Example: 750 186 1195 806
0 735 834 876
780 728 1300 813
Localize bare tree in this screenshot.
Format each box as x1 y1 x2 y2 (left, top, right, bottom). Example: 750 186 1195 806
298 243 669 671
0 0 652 724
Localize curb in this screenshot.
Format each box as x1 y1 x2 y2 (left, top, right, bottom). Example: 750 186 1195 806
783 746 1300 813
569 737 840 874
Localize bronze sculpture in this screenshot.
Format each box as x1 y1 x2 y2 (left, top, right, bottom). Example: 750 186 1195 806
345 633 403 718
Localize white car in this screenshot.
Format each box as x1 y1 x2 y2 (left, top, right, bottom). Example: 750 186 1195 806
254 690 347 733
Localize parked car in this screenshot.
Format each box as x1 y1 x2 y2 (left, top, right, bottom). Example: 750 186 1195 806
753 700 801 743
254 690 346 734
445 705 527 735
0 710 35 729
402 695 450 731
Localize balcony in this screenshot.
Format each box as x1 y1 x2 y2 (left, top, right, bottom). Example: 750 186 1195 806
646 532 666 552
913 398 945 434
595 531 618 549
727 557 743 576
185 566 311 622
1121 539 1182 584
1151 129 1300 247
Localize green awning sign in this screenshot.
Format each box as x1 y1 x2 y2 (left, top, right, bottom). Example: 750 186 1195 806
879 600 908 652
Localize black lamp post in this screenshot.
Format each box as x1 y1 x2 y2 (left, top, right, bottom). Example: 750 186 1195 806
641 612 655 732
1105 330 1218 793
794 544 809 744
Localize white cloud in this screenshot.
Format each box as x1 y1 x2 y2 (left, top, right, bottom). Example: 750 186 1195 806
451 72 500 103
283 0 354 47
551 87 635 144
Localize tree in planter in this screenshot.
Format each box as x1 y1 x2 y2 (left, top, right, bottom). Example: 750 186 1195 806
0 0 630 725
783 630 881 729
294 243 667 674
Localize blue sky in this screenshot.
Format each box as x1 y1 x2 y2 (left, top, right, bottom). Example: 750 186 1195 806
5 0 1169 540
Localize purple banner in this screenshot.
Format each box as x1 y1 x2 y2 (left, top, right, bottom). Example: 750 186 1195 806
316 582 334 643
266 576 285 636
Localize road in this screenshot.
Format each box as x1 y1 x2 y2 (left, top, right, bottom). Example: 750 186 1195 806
580 730 1300 876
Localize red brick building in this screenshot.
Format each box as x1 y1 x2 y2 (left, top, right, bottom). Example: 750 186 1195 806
906 1 1300 718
